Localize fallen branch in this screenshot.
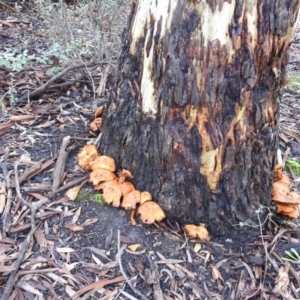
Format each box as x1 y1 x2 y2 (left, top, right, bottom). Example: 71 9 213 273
117 230 148 300
0 163 49 300
52 136 71 192
17 61 98 103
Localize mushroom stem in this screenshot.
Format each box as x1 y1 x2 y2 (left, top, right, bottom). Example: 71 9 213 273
130 209 136 225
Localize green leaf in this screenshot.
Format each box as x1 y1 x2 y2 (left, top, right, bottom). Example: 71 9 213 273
0 58 11 68
285 159 300 175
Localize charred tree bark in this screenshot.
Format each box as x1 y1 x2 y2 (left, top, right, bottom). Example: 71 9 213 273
100 0 300 235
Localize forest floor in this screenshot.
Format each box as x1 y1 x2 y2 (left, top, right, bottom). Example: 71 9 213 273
1 1 300 300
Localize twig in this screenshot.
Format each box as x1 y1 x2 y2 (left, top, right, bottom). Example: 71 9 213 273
49 175 89 197
17 61 98 103
52 136 71 192
1 148 11 238
47 73 87 90
0 163 48 300
146 254 164 300
117 230 148 300
10 158 55 188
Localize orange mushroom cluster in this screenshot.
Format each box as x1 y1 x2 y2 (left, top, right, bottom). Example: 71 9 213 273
77 144 165 225
272 164 300 218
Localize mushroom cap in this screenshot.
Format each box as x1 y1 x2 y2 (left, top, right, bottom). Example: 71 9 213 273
277 203 299 218
103 186 122 207
95 179 119 191
140 191 152 204
78 144 99 171
183 224 210 242
95 106 103 118
121 190 141 210
118 181 135 196
137 201 165 224
90 169 116 185
90 155 116 172
118 169 133 183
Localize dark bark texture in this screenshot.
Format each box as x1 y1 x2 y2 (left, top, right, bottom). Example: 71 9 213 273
100 0 300 235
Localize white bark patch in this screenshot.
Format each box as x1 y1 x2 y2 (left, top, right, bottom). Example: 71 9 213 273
246 1 258 49
198 1 236 62
130 0 177 114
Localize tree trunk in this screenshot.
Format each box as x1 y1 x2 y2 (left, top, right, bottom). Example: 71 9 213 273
100 0 300 236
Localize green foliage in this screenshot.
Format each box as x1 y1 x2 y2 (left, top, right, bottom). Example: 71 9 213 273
0 44 69 72
288 76 300 88
8 86 18 106
0 49 35 72
285 159 300 175
46 66 63 76
282 248 300 264
75 191 103 207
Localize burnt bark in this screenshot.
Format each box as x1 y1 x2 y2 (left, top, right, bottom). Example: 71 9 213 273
100 0 300 236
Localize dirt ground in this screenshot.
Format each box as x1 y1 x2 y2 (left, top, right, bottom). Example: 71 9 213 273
1 2 300 300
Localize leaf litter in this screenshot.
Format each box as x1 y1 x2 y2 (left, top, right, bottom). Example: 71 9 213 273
0 2 300 300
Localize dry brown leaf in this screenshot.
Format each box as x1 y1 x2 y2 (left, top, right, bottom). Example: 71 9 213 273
140 191 152 204
184 224 210 242
71 207 82 224
118 169 133 183
64 223 84 232
211 264 224 281
0 185 6 214
0 265 16 273
90 155 116 172
65 180 88 201
81 218 98 227
34 228 47 250
121 190 141 210
273 263 289 293
95 106 104 118
78 145 99 171
56 247 76 253
137 201 165 224
103 186 122 207
90 118 102 132
90 169 116 185
128 244 141 251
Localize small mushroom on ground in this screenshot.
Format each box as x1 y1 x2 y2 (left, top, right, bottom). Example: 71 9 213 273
90 155 116 172
183 224 210 242
78 144 99 171
90 118 102 132
90 169 116 185
272 164 300 218
137 201 165 224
